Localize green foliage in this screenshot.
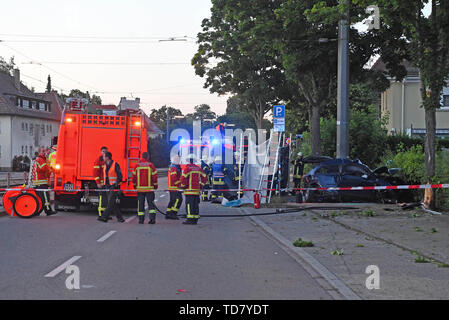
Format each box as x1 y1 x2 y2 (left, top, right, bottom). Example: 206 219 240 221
387 145 426 184
149 105 183 130
293 238 314 248
415 256 430 263
0 56 15 75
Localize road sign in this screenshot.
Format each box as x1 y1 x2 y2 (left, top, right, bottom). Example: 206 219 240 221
273 105 285 132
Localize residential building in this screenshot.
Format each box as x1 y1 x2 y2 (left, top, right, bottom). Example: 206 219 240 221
0 69 63 170
373 59 449 137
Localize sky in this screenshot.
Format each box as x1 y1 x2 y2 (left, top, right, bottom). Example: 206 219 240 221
0 0 229 116
0 1 433 118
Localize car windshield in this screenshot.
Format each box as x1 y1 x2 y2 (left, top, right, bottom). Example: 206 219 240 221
316 165 340 174
343 164 371 177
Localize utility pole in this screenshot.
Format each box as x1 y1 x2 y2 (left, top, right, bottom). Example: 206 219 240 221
166 108 170 144
336 0 350 159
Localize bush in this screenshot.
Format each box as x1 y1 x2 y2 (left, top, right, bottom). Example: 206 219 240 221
300 106 388 168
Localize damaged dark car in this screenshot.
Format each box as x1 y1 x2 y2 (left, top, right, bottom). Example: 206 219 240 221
300 157 411 203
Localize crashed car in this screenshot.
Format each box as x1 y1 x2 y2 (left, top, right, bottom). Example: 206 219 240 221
301 157 410 203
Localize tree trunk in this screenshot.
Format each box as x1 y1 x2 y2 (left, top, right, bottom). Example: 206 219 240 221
423 107 436 209
309 105 322 156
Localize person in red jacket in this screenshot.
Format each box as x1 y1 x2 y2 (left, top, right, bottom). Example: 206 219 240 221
132 152 158 224
166 155 183 220
180 154 207 225
32 147 57 216
93 146 108 218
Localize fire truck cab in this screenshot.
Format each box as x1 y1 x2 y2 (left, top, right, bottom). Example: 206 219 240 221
53 98 148 211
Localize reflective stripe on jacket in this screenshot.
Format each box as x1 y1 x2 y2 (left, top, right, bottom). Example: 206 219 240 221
93 156 105 184
132 159 158 192
32 155 49 186
180 164 207 195
104 161 118 186
168 164 181 191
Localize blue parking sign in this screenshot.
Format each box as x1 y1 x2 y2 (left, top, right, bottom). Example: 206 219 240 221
274 105 285 118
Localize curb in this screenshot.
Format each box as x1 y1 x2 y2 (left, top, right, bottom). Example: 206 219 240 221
242 207 361 300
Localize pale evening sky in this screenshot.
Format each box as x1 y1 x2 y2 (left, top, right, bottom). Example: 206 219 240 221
0 0 229 116
0 1 432 118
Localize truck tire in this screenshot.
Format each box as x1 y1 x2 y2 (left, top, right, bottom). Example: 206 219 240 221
13 193 40 218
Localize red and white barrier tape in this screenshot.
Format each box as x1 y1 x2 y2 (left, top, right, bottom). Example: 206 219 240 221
1 184 449 193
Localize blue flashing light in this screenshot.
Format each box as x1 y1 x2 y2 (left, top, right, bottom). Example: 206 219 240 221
211 138 220 146
180 138 186 144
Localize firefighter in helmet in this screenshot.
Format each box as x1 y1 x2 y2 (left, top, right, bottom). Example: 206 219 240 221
200 154 212 202
166 154 183 220
32 147 57 216
132 152 158 224
180 154 207 225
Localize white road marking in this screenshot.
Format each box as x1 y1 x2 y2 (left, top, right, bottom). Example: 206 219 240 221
125 216 137 223
97 230 117 242
44 256 82 278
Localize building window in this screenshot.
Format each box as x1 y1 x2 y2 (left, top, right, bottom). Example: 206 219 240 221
25 123 28 131
25 146 28 154
50 125 53 133
39 102 46 111
30 124 34 136
443 95 449 107
21 122 24 130
41 124 45 136
23 99 30 108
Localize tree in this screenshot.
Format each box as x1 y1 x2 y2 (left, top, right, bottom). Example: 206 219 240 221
149 105 183 130
313 0 449 207
192 0 291 131
0 56 15 75
186 104 217 121
46 75 52 93
90 94 102 105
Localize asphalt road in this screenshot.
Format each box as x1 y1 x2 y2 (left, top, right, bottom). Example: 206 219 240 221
0 177 333 300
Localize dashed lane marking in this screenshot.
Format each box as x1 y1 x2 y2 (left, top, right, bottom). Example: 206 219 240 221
97 230 117 242
44 256 82 278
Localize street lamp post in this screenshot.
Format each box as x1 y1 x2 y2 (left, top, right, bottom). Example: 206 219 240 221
336 0 350 159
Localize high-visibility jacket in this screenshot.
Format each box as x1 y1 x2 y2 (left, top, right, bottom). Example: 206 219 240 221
180 163 207 195
168 163 182 191
104 161 122 188
93 156 105 184
48 151 57 171
132 159 158 192
200 161 212 187
293 160 303 179
32 154 50 186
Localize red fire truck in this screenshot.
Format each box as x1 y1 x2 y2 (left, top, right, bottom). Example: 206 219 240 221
53 98 149 211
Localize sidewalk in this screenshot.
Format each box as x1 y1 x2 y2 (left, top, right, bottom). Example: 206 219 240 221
242 203 449 300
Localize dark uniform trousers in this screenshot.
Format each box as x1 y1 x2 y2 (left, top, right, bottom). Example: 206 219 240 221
167 191 183 215
35 184 52 214
185 195 200 222
102 190 123 220
138 192 156 222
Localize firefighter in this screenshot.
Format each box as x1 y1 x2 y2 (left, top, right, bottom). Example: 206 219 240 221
222 162 238 201
47 146 57 188
98 152 125 223
210 156 225 203
200 155 212 202
32 147 57 216
132 152 158 224
292 152 304 189
292 152 304 203
166 155 182 220
94 146 108 218
180 154 207 225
